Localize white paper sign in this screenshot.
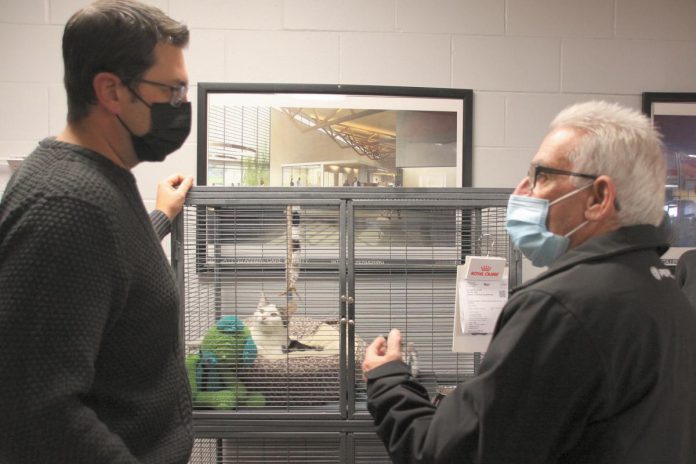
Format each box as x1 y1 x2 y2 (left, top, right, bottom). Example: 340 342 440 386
459 279 508 334
452 256 508 353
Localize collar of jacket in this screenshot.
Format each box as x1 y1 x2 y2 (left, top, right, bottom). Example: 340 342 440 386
509 224 669 296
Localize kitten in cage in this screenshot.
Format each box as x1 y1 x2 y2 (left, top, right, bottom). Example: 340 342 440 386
249 294 321 358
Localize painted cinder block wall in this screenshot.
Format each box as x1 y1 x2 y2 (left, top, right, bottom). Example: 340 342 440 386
1 0 695 260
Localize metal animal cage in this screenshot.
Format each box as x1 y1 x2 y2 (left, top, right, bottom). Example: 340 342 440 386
173 187 518 464
189 433 391 463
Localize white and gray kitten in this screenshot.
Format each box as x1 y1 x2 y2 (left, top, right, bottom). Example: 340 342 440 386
249 294 321 358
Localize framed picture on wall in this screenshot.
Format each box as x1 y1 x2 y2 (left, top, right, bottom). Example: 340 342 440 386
197 83 473 188
642 92 696 264
191 84 475 274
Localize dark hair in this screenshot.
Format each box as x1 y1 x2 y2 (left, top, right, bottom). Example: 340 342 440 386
63 0 189 123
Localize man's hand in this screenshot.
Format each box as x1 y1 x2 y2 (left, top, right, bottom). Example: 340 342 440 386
362 328 403 377
155 173 193 220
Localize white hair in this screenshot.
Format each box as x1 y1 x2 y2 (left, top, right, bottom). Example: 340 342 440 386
550 100 665 226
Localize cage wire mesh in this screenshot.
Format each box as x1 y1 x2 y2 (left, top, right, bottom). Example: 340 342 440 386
189 439 219 463
352 434 394 463
351 204 510 406
189 436 344 464
183 203 346 410
178 188 516 463
188 435 393 464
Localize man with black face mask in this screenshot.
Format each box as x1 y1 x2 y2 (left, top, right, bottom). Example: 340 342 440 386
0 1 194 463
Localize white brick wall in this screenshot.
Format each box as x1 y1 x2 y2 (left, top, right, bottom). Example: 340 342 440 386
1 0 695 199
225 31 340 83
562 39 696 94
504 93 640 147
341 33 451 87
616 0 696 40
397 0 504 35
0 24 63 82
170 0 284 30
453 36 561 92
0 0 46 24
507 0 614 38
284 0 395 31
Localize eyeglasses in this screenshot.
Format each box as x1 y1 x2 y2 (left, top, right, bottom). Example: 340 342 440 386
131 78 188 107
526 163 621 210
527 163 597 191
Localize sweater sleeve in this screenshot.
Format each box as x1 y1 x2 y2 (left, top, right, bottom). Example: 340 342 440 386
0 197 138 463
366 290 606 464
149 209 172 241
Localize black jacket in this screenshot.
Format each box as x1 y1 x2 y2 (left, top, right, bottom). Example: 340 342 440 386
676 249 696 308
366 225 696 464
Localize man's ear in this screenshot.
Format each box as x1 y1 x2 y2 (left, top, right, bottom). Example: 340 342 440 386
585 175 617 221
93 72 124 115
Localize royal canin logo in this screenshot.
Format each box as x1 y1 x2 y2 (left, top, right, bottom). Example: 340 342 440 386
470 264 500 277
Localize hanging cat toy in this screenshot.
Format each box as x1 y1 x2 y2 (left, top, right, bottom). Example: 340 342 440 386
278 204 302 324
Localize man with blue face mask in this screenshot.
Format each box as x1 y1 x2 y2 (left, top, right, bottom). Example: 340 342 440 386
506 178 595 267
0 1 194 462
362 101 696 463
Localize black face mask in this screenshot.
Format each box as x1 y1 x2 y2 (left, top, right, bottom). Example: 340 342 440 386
118 99 191 163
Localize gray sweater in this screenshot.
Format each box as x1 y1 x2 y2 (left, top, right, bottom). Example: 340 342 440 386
0 138 193 463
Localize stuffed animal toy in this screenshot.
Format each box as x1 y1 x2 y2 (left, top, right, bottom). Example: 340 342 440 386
186 315 265 409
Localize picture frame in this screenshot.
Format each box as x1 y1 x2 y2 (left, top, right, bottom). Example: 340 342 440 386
197 83 473 188
191 84 476 275
642 92 696 264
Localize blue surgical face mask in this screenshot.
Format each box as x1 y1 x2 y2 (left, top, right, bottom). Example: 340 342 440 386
506 183 593 267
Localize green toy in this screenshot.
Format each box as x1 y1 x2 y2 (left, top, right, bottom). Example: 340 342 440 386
186 315 265 409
